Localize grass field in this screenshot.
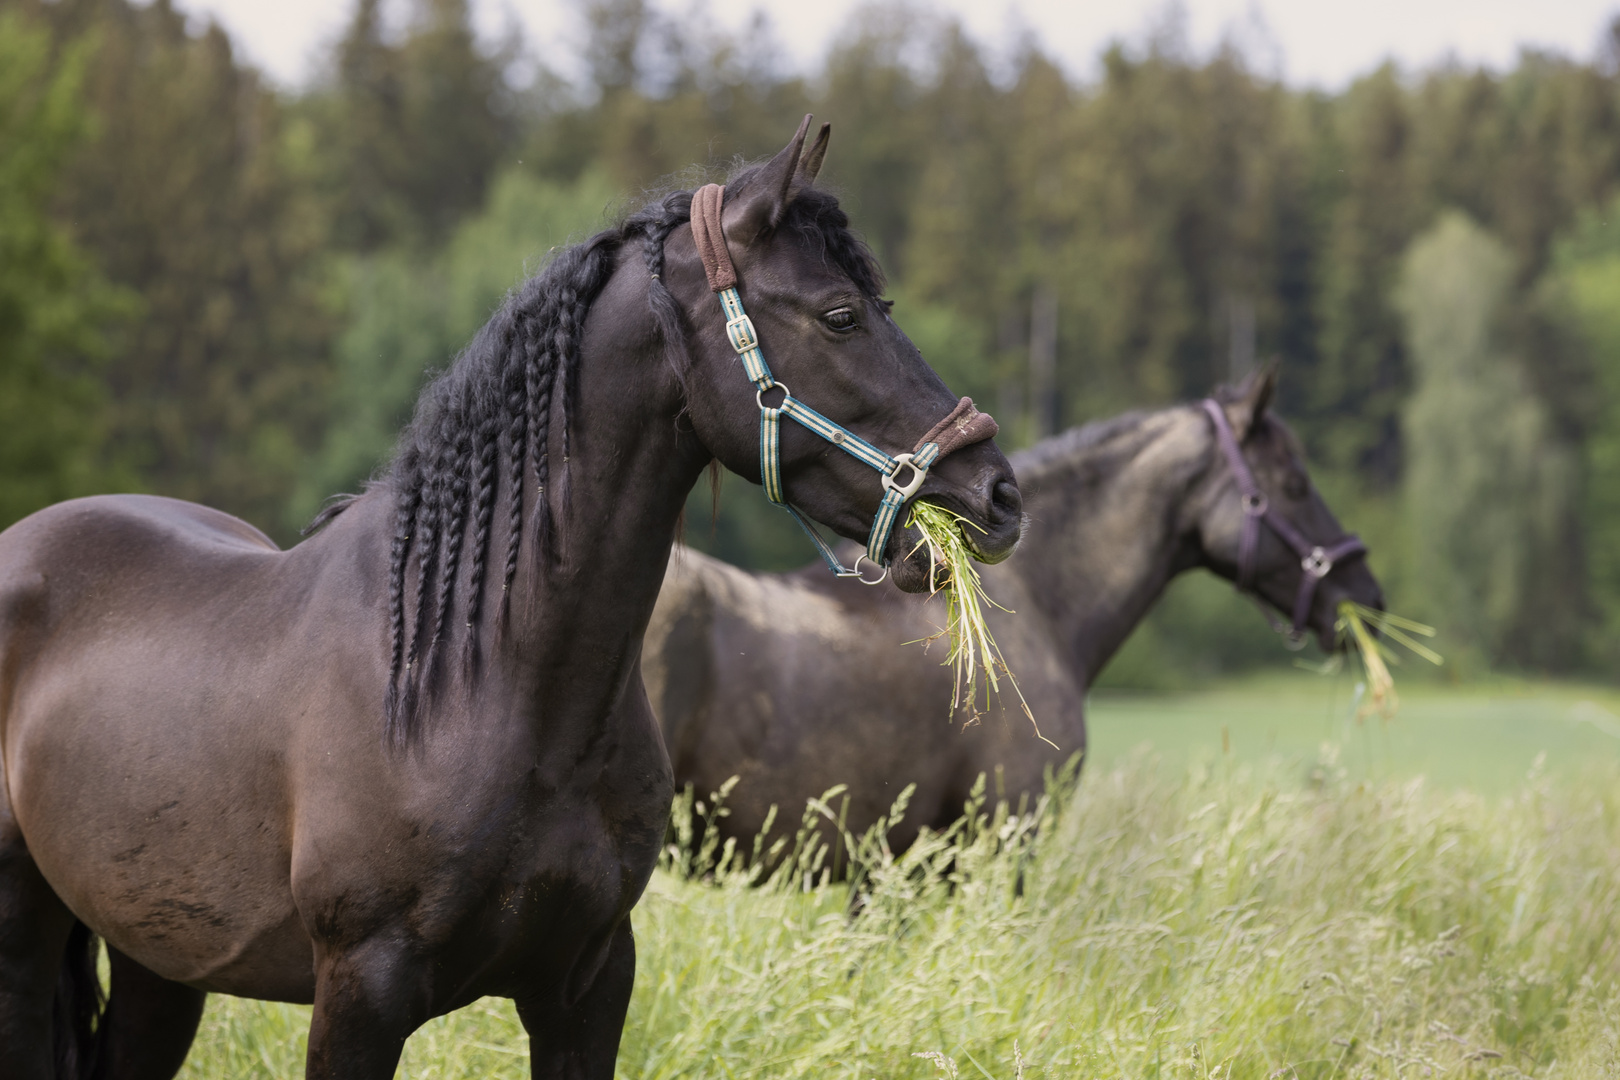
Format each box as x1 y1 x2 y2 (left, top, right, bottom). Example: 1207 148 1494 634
1087 671 1620 793
175 677 1620 1078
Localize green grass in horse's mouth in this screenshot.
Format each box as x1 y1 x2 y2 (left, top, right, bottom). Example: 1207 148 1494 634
905 501 1053 747
1333 600 1443 719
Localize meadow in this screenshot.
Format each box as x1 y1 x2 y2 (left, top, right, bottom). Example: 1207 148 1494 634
178 675 1620 1079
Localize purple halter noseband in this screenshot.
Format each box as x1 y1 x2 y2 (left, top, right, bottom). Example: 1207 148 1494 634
1200 398 1366 641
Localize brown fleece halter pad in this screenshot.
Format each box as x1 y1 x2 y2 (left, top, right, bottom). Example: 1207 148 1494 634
690 184 736 293
918 397 998 456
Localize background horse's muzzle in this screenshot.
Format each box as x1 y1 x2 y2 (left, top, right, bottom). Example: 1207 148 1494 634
1311 561 1386 652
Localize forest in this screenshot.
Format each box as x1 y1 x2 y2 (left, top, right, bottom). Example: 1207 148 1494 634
4 0 1620 677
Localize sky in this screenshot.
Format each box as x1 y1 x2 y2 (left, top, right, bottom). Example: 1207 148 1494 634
176 0 1620 92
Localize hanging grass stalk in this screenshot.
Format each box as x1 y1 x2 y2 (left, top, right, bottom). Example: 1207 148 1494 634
1335 600 1442 720
905 502 1053 747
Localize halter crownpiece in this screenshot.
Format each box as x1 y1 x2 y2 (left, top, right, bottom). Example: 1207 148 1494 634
690 182 998 582
1201 398 1366 639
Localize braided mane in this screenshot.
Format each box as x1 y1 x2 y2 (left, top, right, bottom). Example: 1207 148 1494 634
358 168 883 744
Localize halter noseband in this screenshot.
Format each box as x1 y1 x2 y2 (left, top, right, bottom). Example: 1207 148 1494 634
1200 398 1367 640
690 183 997 583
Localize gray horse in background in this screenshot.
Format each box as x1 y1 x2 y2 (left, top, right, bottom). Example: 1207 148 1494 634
643 370 1385 858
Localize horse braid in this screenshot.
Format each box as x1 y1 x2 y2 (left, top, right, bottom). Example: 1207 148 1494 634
400 455 444 731
384 477 420 731
641 214 693 384
462 414 500 676
550 285 578 537
501 314 533 623
529 328 557 556
427 434 470 692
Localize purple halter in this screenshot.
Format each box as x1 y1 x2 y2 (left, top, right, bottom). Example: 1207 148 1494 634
1200 399 1367 640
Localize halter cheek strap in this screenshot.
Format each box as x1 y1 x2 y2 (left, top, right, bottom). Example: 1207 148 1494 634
691 183 997 582
1200 399 1367 638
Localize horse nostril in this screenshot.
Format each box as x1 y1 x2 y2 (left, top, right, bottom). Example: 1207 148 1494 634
990 478 1022 523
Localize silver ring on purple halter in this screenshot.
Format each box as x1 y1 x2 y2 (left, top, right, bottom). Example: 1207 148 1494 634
1302 546 1332 578
1242 492 1267 516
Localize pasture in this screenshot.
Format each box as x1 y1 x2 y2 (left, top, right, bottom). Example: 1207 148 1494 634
176 675 1620 1079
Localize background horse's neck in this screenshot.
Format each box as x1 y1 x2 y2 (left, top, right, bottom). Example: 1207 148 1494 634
1007 407 1210 683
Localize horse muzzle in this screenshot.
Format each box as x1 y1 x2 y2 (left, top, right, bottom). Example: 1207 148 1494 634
887 462 1023 594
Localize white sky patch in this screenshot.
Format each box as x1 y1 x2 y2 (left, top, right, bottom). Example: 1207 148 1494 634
169 0 1620 92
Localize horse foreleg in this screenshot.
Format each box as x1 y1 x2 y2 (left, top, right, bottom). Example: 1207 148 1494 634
516 920 636 1080
87 947 206 1080
302 938 428 1080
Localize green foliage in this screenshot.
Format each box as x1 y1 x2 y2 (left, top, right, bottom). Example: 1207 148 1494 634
291 166 620 524
0 10 131 529
177 747 1620 1077
1540 196 1620 665
310 0 517 251
6 0 339 542
1399 213 1580 668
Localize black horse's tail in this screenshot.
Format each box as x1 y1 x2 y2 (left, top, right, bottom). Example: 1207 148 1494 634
52 921 104 1079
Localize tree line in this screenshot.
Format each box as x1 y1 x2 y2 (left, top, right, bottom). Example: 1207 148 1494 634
4 0 1620 674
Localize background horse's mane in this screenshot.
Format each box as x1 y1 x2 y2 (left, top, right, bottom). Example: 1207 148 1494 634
1010 381 1305 496
338 164 884 743
1010 408 1158 485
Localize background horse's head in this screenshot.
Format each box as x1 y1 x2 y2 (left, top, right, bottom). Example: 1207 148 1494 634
1191 367 1385 651
658 118 1022 592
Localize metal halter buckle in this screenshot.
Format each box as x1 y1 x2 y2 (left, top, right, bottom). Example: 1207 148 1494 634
725 313 759 352
1301 546 1332 578
881 452 928 499
1241 492 1268 516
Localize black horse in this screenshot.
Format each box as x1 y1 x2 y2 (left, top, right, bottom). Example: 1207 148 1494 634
644 370 1383 857
0 119 1020 1079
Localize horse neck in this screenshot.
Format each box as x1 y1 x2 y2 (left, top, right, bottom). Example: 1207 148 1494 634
492 288 707 743
1007 408 1210 683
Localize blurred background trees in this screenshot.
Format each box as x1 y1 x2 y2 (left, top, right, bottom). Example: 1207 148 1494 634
3 0 1620 678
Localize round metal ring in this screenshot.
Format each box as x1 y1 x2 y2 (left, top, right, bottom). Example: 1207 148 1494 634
1301 546 1331 578
1241 492 1268 516
755 381 791 411
852 554 889 586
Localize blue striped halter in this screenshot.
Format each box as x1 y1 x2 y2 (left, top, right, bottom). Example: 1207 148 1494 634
690 183 991 584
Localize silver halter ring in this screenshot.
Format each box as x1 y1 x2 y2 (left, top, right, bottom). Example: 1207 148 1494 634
756 381 791 411
1241 492 1268 516
852 553 889 586
1301 546 1332 578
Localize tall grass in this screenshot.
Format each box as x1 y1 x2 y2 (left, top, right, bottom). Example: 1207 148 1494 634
180 754 1620 1078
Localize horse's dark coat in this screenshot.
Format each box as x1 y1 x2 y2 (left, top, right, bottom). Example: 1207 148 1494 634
0 119 1020 1079
643 371 1385 857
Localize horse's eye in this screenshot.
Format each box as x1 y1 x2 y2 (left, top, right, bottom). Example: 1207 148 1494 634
823 308 858 332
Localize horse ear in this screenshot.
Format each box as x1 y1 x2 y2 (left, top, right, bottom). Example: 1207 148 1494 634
722 114 813 246
796 122 831 187
1229 361 1279 441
